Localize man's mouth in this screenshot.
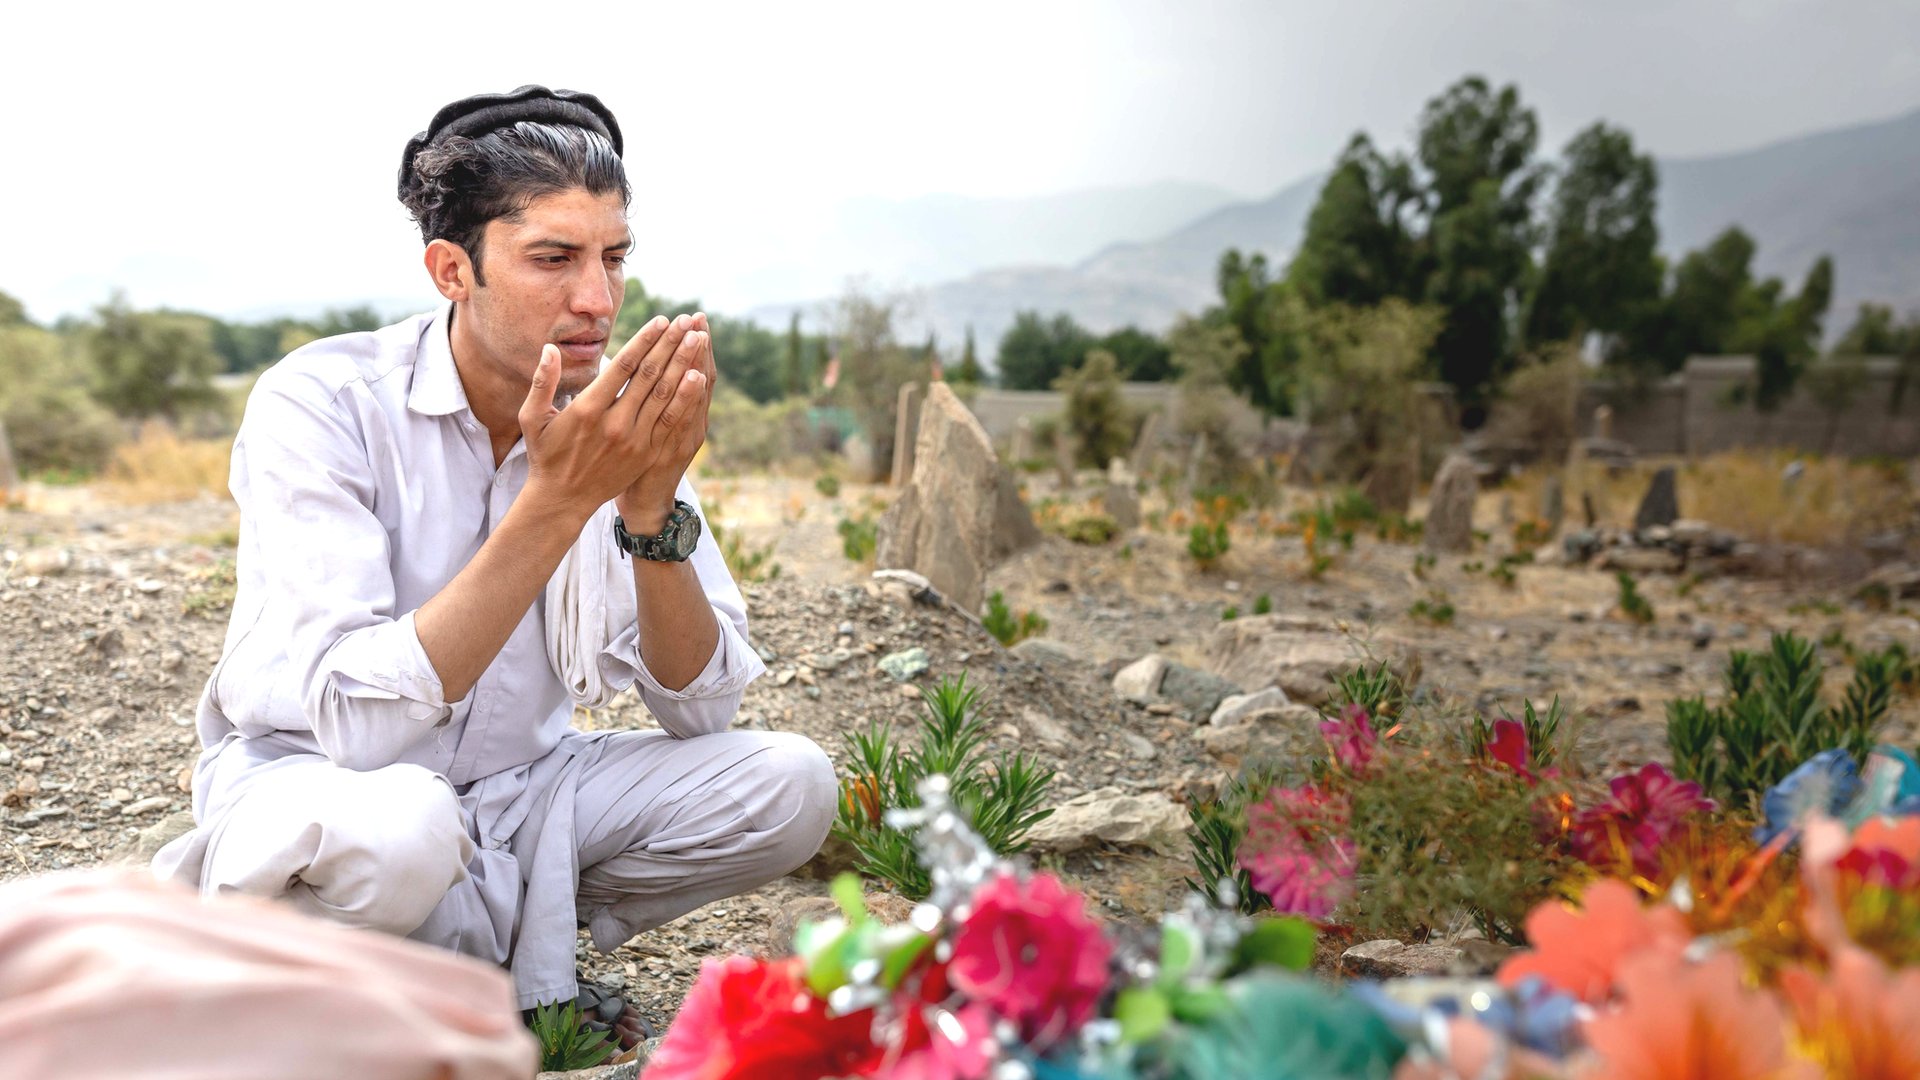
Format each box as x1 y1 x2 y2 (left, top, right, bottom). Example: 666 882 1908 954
555 336 606 362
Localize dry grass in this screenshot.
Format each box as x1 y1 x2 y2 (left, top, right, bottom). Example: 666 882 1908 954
1510 449 1914 547
99 423 232 505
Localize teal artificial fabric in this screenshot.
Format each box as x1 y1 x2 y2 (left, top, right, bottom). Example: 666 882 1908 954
1095 972 1408 1080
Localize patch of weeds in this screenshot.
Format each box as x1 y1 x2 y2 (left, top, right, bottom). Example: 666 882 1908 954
1512 518 1552 551
182 558 237 618
1488 553 1529 590
1187 521 1230 571
527 999 616 1073
982 590 1047 646
1184 761 1286 915
1615 571 1655 625
706 507 781 583
836 512 878 564
833 675 1056 899
1819 626 1851 653
1057 513 1119 546
1855 581 1892 612
1409 590 1455 626
1252 593 1272 615
1676 572 1705 600
187 526 239 549
813 473 841 498
1412 553 1435 581
1221 605 1240 621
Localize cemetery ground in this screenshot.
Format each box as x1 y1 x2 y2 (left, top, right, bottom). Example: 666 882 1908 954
2 461 1917 1053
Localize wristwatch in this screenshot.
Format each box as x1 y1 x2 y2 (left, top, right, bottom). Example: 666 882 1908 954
614 499 702 562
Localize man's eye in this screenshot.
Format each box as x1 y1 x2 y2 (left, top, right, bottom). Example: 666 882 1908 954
607 255 627 267
537 255 568 266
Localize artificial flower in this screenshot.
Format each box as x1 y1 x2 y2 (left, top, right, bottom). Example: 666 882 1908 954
1238 785 1356 919
1485 718 1536 782
1320 704 1380 774
946 872 1111 1048
1497 879 1689 1004
1582 950 1814 1080
1778 948 1920 1080
1569 763 1715 878
884 1002 997 1080
1758 749 1861 846
645 955 881 1080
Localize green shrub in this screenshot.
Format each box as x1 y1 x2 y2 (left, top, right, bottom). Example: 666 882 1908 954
1252 593 1272 615
982 590 1047 646
1054 349 1135 468
1187 521 1230 569
837 513 878 563
1058 513 1119 545
833 676 1056 898
1221 605 1240 621
0 325 123 475
1667 631 1903 815
814 472 841 498
1409 591 1455 625
527 1000 616 1073
1615 571 1655 624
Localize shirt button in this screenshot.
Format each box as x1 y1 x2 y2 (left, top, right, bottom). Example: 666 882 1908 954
494 474 505 488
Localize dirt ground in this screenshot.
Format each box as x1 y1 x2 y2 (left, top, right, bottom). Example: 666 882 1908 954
3 470 1917 1039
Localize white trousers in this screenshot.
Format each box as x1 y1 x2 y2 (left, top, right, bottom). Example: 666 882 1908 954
185 729 836 1007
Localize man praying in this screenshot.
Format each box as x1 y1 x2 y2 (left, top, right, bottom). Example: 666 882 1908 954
154 85 835 1050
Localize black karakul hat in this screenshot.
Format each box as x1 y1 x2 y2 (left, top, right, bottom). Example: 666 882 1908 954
397 84 624 198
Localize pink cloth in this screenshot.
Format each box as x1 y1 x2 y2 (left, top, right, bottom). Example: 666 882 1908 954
0 869 538 1080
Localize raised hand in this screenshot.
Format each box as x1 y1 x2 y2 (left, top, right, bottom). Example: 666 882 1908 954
517 313 706 522
616 311 717 530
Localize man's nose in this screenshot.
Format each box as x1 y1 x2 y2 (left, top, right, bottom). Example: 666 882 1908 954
572 269 616 322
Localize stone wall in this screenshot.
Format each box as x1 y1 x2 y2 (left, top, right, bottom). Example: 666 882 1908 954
1580 356 1919 459
963 383 1278 448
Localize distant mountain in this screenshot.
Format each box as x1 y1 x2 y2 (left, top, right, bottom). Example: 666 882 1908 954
750 106 1920 364
1657 107 1920 332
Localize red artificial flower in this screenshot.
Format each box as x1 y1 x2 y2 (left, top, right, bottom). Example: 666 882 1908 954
1238 784 1356 920
1485 718 1535 782
946 871 1111 1048
1569 763 1715 878
1319 704 1379 774
645 955 881 1080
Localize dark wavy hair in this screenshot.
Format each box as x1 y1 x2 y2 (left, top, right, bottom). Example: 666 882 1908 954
397 121 629 284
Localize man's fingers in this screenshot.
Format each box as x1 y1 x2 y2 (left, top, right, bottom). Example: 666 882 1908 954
574 315 668 412
691 312 718 389
518 345 561 432
612 314 696 425
634 328 704 433
656 368 707 432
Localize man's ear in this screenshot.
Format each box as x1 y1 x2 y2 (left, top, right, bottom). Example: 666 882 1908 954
424 239 476 302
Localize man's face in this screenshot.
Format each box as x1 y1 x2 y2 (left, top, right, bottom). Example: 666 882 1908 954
462 187 630 399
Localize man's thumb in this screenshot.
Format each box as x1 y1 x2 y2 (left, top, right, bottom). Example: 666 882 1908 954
525 345 560 411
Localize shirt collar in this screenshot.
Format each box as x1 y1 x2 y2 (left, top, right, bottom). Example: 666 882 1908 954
407 302 471 417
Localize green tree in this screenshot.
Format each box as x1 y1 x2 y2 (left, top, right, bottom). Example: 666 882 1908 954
1415 76 1546 406
1168 316 1249 485
1634 227 1756 372
1294 301 1446 495
781 311 811 398
952 324 986 385
995 311 1095 390
1836 303 1910 355
0 290 28 327
830 288 920 478
84 295 223 420
1054 349 1133 468
1098 325 1173 382
0 324 123 473
1525 123 1661 354
1286 134 1424 308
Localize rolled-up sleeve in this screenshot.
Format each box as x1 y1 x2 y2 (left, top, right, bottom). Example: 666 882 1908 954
594 478 767 739
234 379 452 770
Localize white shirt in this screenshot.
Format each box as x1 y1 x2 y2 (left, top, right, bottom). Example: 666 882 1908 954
197 304 765 781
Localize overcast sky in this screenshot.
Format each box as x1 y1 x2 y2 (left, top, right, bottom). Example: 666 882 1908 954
5 0 1917 322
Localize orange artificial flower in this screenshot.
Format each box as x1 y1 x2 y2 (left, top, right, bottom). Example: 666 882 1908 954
1497 879 1689 1004
1778 948 1920 1080
1582 951 1817 1080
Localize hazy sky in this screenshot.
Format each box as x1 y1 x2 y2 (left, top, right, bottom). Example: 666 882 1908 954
5 0 1917 322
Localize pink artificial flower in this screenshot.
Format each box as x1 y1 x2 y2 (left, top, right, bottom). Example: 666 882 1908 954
1485 718 1535 782
945 872 1111 1048
1238 784 1356 920
1320 705 1380 774
646 955 882 1080
1569 763 1715 878
884 1002 996 1080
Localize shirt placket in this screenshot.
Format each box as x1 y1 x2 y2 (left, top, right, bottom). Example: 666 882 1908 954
447 417 519 783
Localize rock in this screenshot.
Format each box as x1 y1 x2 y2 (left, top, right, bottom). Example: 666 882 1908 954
1157 663 1242 720
121 795 172 817
1102 482 1141 531
1598 547 1683 575
1561 528 1602 563
1422 455 1479 554
1009 638 1086 670
877 647 930 681
535 1059 643 1080
1540 475 1564 537
1210 686 1291 727
1202 616 1417 706
109 809 196 865
1119 731 1159 761
1339 939 1513 979
766 891 918 957
874 382 1035 614
1026 788 1188 856
1194 704 1324 769
1018 707 1075 748
802 648 852 672
17 548 71 577
1112 655 1169 703
1633 466 1679 531
1861 562 1920 600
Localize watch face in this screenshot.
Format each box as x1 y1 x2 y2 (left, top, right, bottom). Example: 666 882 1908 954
673 515 701 558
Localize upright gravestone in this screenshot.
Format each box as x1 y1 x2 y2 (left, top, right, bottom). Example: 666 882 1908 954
1053 427 1077 493
1182 432 1210 501
1633 466 1679 532
1541 474 1565 537
1423 454 1479 554
1593 404 1614 441
1130 410 1164 477
1103 457 1140 530
890 383 920 486
0 420 18 494
1009 416 1034 466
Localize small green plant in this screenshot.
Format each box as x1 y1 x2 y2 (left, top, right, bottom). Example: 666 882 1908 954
1409 591 1455 626
1058 513 1119 545
833 676 1057 899
1615 571 1655 624
1331 661 1409 720
1184 761 1286 915
982 590 1048 646
707 512 781 583
1221 605 1240 621
527 1000 617 1073
1252 593 1272 615
814 473 842 498
182 558 237 618
1488 553 1527 590
1187 521 1230 569
1412 553 1435 580
837 512 878 563
1667 631 1903 815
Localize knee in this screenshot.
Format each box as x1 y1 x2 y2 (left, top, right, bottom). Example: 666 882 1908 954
332 766 471 930
746 733 836 866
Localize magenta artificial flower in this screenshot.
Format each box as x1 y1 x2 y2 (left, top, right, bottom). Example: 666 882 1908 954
945 871 1111 1048
1320 704 1380 774
1486 718 1535 781
1238 784 1356 919
1569 763 1716 877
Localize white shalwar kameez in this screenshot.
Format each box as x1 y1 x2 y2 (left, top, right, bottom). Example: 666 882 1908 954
153 305 835 1010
